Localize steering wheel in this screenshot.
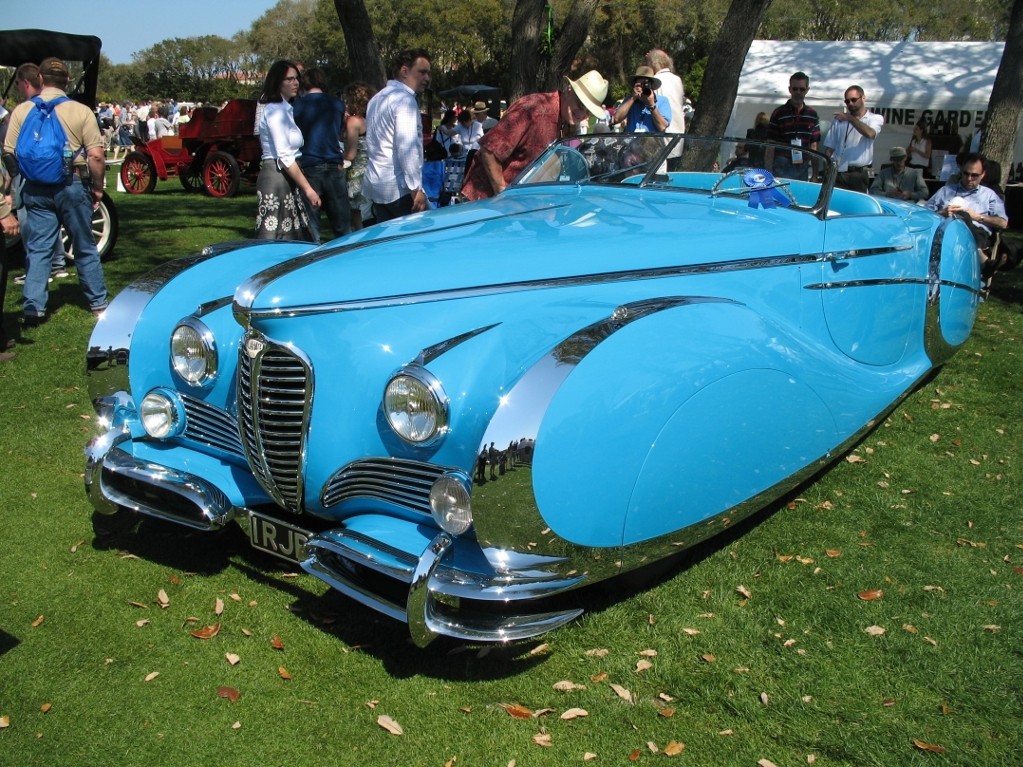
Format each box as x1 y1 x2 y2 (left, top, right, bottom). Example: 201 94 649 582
552 145 590 183
711 167 798 207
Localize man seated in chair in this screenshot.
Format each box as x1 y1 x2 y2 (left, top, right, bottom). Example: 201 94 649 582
870 146 928 202
925 153 1007 280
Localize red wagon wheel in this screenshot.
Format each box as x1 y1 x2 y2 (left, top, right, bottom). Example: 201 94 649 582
203 151 241 198
179 164 205 193
120 151 157 194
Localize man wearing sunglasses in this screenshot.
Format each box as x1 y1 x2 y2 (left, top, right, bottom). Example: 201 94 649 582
925 153 1008 280
764 72 820 182
822 85 884 192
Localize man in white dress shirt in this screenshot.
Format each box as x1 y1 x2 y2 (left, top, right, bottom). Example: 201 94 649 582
364 48 432 222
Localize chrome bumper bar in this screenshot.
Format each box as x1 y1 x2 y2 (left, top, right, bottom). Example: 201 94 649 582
85 429 235 531
302 529 584 647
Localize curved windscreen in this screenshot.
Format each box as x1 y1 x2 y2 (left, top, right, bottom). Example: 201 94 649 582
513 133 835 213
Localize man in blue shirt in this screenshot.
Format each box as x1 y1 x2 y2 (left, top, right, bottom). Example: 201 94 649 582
613 66 671 133
293 68 351 242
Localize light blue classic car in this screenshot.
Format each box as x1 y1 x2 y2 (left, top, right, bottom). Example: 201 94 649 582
85 133 981 646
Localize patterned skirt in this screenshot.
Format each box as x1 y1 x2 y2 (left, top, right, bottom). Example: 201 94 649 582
255 160 313 241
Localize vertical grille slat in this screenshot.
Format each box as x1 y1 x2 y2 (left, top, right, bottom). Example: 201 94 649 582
238 335 311 514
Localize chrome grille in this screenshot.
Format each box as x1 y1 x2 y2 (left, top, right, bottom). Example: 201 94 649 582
238 334 310 513
180 394 244 458
321 458 446 514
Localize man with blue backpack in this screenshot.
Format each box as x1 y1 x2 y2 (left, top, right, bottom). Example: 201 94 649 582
2 57 108 326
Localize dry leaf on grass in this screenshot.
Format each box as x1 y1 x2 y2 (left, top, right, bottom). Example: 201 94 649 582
553 680 586 692
610 684 633 702
585 648 609 657
826 549 842 558
682 628 701 636
583 753 597 761
500 703 535 719
31 615 44 628
637 649 657 657
664 741 685 756
560 708 588 720
217 686 241 702
0 715 9 728
128 601 148 609
225 653 241 665
377 715 403 735
758 760 779 767
736 585 752 599
191 622 221 640
278 666 292 680
982 625 1001 633
658 708 675 718
144 672 160 682
215 598 225 615
157 590 170 608
701 653 717 663
591 671 608 683
635 659 653 673
135 619 149 628
39 703 52 713
864 625 886 636
912 739 945 753
271 635 285 650
532 732 553 747
858 589 884 601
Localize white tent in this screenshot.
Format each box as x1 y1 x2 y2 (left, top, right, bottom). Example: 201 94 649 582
725 40 1022 174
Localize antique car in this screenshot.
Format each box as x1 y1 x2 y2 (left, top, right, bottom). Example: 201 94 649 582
84 133 981 646
119 99 261 197
0 28 119 260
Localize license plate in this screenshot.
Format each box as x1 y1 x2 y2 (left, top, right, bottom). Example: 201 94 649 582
248 510 311 564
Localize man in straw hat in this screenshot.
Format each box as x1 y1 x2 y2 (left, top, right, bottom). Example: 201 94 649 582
612 65 670 133
461 70 608 201
471 101 498 133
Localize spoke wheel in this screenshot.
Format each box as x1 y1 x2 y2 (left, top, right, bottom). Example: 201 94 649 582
120 151 157 194
62 192 120 263
179 164 205 193
203 151 241 198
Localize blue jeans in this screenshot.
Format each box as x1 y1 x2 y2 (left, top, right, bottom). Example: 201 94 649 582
14 175 65 271
22 178 107 317
301 162 351 243
772 156 812 182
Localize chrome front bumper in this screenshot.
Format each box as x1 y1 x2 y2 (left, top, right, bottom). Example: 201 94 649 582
85 428 236 531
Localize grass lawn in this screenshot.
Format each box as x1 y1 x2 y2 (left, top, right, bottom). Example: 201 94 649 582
1 175 1021 766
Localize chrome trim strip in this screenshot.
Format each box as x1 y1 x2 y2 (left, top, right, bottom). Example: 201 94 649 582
418 324 500 366
233 205 572 324
823 245 913 262
805 277 980 294
244 253 815 319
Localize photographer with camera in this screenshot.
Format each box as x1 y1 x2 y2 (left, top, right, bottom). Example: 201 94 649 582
613 66 670 133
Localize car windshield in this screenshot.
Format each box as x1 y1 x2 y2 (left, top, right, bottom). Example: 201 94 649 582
512 133 835 214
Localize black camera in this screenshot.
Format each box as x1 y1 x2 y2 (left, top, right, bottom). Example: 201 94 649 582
642 86 652 98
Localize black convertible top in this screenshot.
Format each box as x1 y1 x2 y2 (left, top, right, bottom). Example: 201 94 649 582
0 28 102 106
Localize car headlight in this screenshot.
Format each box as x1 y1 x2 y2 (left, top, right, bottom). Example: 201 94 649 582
383 366 448 445
140 389 185 439
430 473 473 535
170 318 217 386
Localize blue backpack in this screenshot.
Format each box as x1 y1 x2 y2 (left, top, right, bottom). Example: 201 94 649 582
15 96 81 184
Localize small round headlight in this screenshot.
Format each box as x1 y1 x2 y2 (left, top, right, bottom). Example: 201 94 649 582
140 390 184 439
383 367 448 444
171 319 217 386
430 473 473 535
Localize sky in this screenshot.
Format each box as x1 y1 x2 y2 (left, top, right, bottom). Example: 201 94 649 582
4 0 282 65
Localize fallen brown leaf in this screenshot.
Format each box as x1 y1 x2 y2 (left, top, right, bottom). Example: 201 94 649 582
377 715 403 735
31 615 44 628
637 649 657 657
39 703 52 713
629 749 642 761
664 741 685 756
635 659 653 673
864 625 886 636
215 598 225 616
825 549 842 558
701 653 717 663
758 760 779 767
144 671 160 682
271 635 285 650
583 753 597 762
912 739 946 753
736 585 752 599
0 715 9 728
225 653 241 665
532 732 553 747
658 708 675 718
157 590 170 608
610 683 633 702
217 686 241 702
128 601 148 609
857 589 884 601
553 680 586 692
501 703 534 719
191 622 221 640
590 671 608 683
560 708 588 720
278 666 292 680
585 648 609 657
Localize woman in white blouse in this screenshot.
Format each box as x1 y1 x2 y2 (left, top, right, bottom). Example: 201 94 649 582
255 60 321 240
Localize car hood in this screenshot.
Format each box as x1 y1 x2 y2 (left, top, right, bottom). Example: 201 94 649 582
236 185 820 314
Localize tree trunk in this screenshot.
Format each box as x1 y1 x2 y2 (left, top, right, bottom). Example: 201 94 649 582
979 0 1023 188
509 0 599 102
543 0 602 92
689 0 773 138
333 0 386 90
